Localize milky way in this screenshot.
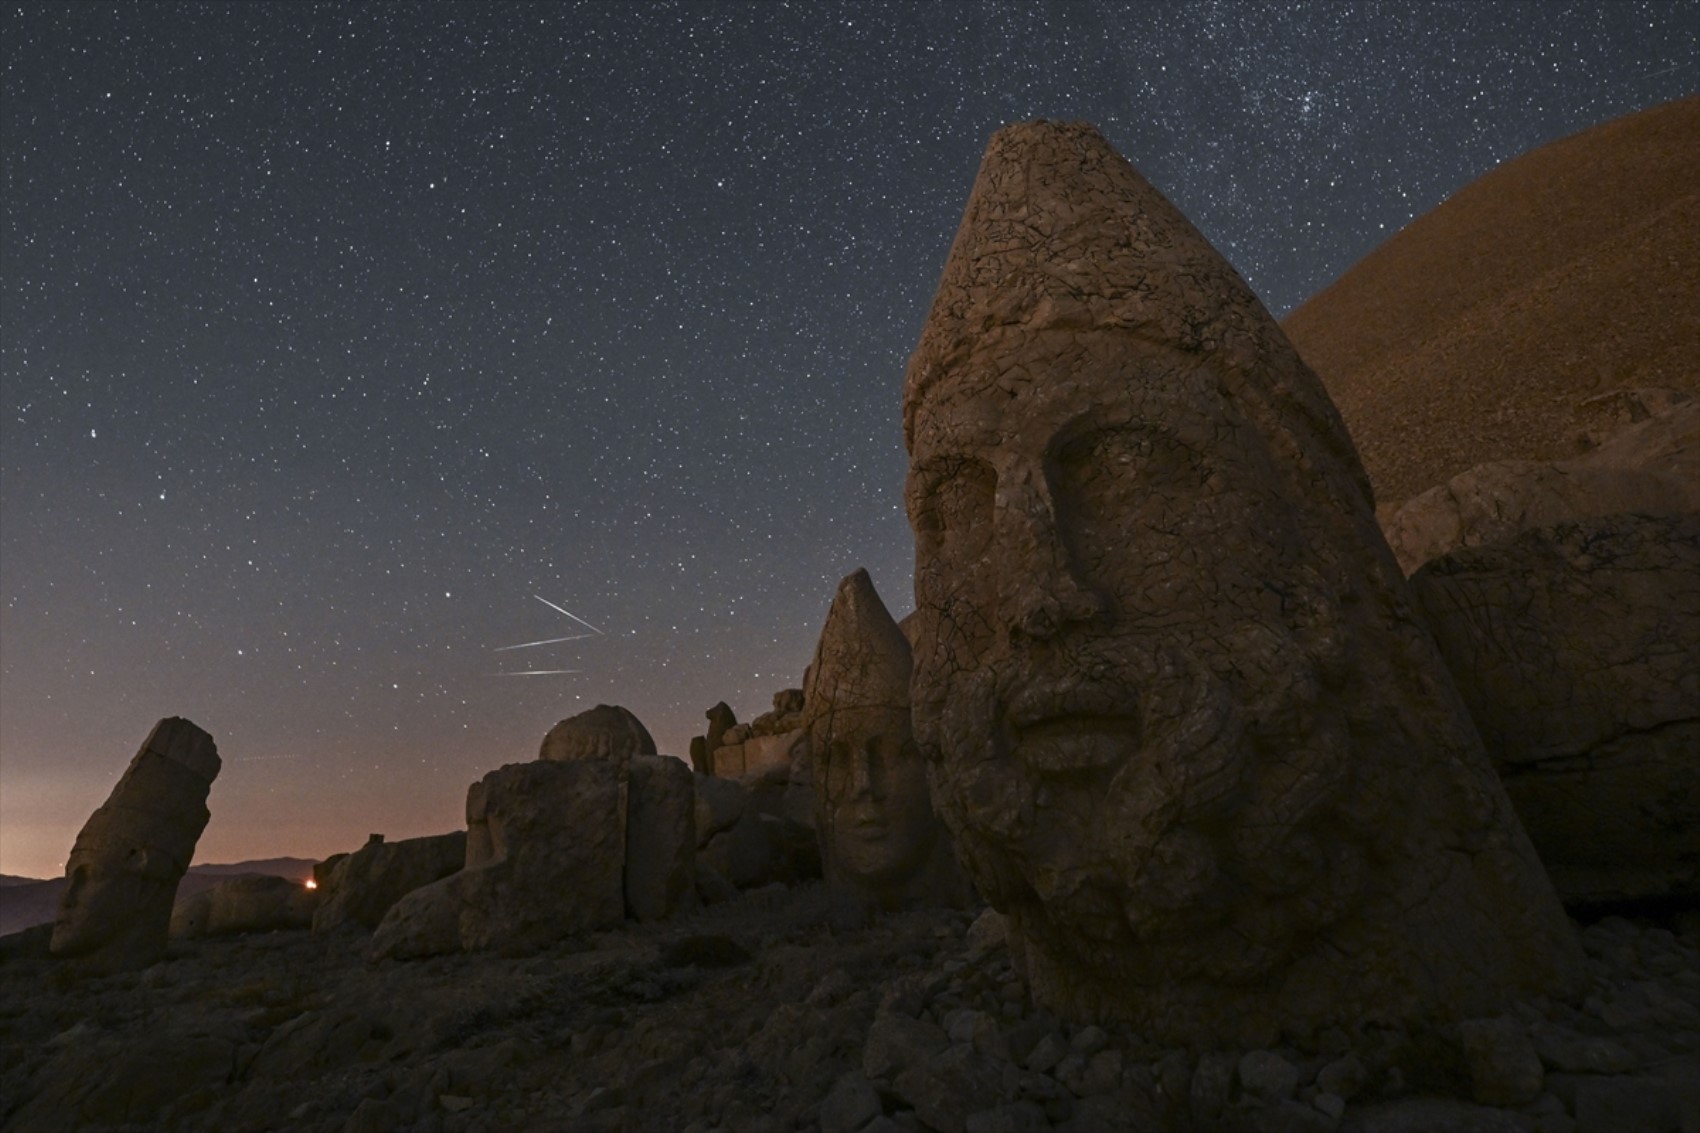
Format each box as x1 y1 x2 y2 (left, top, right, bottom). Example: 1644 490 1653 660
3 1 1694 877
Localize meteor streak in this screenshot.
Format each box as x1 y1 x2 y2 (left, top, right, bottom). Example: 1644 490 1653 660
495 669 582 677
493 633 597 652
533 595 604 635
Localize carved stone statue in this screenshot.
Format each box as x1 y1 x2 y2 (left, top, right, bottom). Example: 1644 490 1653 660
52 717 221 972
901 120 1582 1044
804 569 968 910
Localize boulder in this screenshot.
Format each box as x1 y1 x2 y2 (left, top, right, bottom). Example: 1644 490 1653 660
539 703 656 763
311 831 466 933
625 754 697 921
370 759 626 958
900 119 1581 1044
170 874 316 939
51 717 221 972
1383 398 1699 573
694 772 748 846
1410 511 1700 905
803 568 969 909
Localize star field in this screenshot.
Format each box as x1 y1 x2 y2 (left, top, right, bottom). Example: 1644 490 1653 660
3 1 1695 877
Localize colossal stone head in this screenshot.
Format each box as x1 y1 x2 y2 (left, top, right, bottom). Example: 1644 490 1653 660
52 717 220 969
804 569 969 909
902 121 1581 1043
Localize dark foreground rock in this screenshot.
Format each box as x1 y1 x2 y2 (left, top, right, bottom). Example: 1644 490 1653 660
3 885 1695 1133
1411 511 1700 908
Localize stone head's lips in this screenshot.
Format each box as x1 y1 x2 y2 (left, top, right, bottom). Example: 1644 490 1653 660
1005 681 1141 772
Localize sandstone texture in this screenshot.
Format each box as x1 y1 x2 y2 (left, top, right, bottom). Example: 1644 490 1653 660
804 568 969 910
4 882 1695 1133
901 119 1581 1044
310 831 467 933
50 717 222 973
371 759 626 959
1410 512 1700 907
1384 396 1699 574
1284 96 1700 512
538 703 656 763
170 874 316 940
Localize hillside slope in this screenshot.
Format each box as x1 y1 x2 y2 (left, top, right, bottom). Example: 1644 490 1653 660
1283 96 1700 510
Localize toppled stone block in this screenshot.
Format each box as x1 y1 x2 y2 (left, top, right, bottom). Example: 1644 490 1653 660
371 759 626 958
1411 512 1700 906
312 831 466 932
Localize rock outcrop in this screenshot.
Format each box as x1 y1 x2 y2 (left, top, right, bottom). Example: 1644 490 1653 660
538 704 656 763
310 831 466 933
1384 395 1699 573
51 717 221 972
371 760 627 959
1411 511 1700 906
901 119 1582 1044
803 568 969 909
170 874 316 940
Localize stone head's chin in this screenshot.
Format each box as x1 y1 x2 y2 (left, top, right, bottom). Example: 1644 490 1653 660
919 621 1363 983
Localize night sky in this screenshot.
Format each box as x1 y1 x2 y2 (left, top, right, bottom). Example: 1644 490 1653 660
3 2 1695 879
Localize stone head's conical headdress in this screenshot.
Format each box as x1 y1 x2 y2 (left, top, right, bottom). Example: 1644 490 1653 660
803 568 911 743
902 119 1369 505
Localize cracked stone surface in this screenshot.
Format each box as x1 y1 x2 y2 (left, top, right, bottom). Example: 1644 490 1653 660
50 717 221 974
900 119 1583 1044
803 568 971 911
1410 511 1700 907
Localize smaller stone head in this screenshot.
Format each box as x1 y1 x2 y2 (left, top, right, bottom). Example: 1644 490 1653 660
804 569 968 908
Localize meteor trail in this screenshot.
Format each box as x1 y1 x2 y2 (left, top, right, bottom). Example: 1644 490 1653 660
495 669 582 677
533 595 604 635
493 633 597 652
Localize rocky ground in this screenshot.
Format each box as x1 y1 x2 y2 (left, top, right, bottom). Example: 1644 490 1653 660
2 885 1696 1133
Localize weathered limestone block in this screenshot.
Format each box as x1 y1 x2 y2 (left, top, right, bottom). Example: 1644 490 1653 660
311 831 466 932
1383 399 1699 573
370 759 626 959
1410 511 1700 905
901 119 1581 1044
625 754 697 921
711 729 809 782
171 874 316 939
51 717 221 972
539 703 656 763
804 568 970 909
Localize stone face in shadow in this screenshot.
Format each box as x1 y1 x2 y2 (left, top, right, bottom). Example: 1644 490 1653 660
51 717 221 973
803 568 969 910
901 119 1582 1044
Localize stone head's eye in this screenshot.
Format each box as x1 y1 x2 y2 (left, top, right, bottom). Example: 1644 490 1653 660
912 458 995 552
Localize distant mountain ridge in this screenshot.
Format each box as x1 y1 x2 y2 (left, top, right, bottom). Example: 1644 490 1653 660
0 857 316 938
1283 96 1700 511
